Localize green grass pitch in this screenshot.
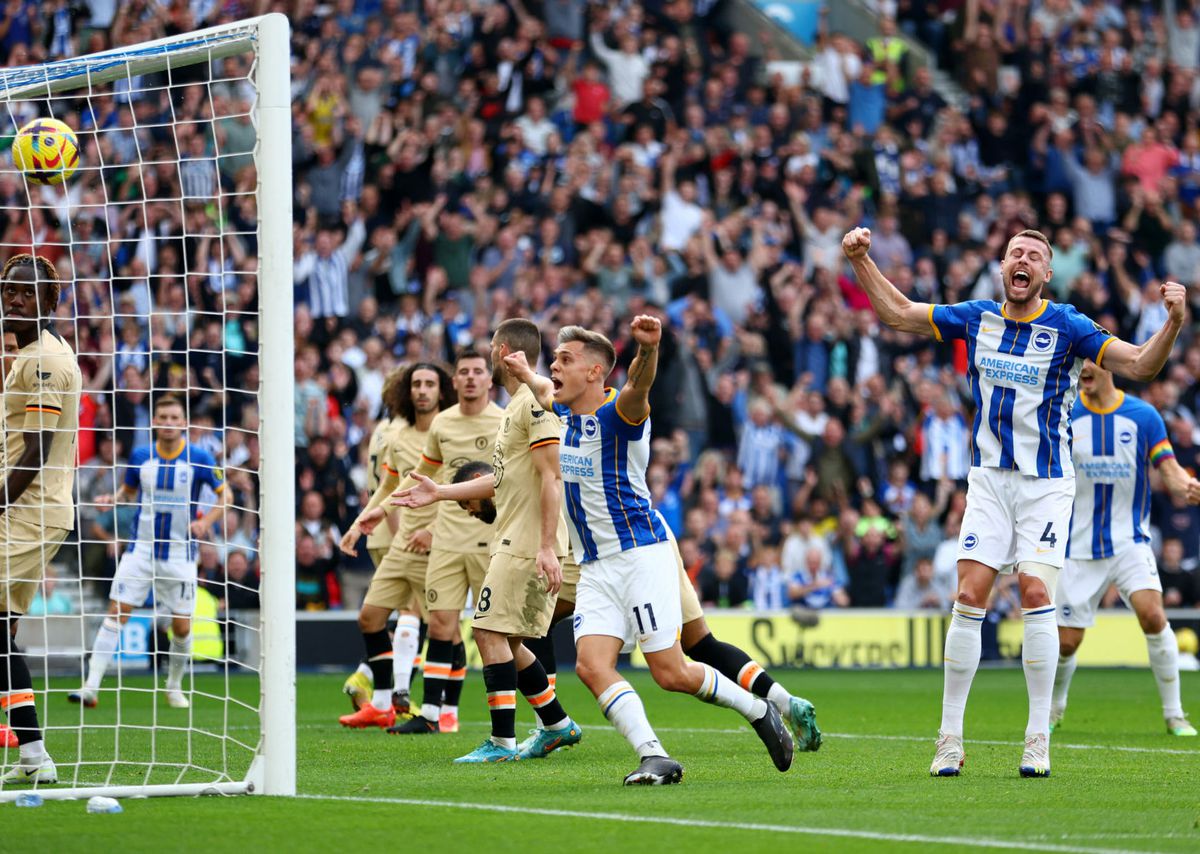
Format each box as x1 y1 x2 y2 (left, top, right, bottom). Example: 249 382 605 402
4 667 1199 852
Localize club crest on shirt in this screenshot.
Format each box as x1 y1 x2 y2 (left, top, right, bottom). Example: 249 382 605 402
1119 431 1134 445
1031 329 1054 352
581 415 599 439
962 533 979 551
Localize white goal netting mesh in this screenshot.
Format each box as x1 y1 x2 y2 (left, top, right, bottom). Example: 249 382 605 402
0 21 282 797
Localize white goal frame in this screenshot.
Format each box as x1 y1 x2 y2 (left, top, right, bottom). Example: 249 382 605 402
0 13 295 800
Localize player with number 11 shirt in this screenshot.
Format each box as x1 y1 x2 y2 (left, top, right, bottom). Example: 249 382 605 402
842 226 1187 779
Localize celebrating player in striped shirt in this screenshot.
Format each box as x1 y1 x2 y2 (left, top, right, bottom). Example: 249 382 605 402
1052 360 1200 737
843 226 1187 778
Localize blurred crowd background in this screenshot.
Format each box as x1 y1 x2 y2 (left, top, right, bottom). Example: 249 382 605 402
6 0 1200 619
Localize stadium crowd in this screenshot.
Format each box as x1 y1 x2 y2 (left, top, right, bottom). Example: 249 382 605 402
5 0 1200 618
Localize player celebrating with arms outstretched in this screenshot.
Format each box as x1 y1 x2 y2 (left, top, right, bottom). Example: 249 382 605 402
842 227 1187 777
1053 360 1200 737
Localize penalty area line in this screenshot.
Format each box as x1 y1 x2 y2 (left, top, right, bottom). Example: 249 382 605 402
295 793 1148 854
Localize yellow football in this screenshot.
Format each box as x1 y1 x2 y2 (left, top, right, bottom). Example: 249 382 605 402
12 117 80 185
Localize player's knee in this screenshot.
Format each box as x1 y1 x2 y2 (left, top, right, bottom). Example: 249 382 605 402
573 655 604 692
648 660 693 694
1059 636 1081 657
356 610 379 633
1138 608 1167 635
954 588 985 610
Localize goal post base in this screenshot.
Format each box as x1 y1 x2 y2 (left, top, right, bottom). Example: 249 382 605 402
0 781 252 803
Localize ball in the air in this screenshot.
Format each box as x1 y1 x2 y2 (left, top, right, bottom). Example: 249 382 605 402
12 118 80 185
1178 627 1198 655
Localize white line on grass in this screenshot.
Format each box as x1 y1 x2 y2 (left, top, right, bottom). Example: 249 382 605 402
278 722 1199 755
294 793 1153 854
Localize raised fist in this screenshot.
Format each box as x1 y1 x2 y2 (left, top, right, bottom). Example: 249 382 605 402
1162 281 1187 324
842 227 872 260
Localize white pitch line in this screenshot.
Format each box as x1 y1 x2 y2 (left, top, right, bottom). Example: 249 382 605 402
294 793 1155 854
278 721 1199 755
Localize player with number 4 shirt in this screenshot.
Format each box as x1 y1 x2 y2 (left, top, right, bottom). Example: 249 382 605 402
842 225 1188 779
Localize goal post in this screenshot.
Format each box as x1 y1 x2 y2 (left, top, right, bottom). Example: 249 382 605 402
0 13 294 801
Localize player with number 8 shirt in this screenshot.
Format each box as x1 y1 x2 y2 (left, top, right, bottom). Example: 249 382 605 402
842 225 1188 778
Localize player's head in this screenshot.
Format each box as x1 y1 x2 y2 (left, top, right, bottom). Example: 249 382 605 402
1078 359 1115 397
395 362 454 424
552 326 616 407
453 348 493 402
152 394 187 444
1001 230 1053 307
452 459 496 523
0 253 61 336
491 318 541 385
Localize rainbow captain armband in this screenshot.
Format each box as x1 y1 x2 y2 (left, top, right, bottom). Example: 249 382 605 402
1150 439 1175 466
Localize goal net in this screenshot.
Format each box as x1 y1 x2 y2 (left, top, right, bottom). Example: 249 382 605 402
0 14 294 800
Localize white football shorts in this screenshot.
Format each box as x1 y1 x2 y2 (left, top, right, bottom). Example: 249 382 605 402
111 551 197 616
1057 543 1161 629
572 539 682 654
957 467 1074 571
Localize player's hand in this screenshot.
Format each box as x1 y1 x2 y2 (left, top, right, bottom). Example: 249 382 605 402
536 547 562 595
503 350 535 383
842 227 872 260
190 518 213 539
391 473 439 508
406 528 433 554
95 493 115 507
630 314 661 347
356 506 385 536
1185 476 1200 506
1162 281 1187 324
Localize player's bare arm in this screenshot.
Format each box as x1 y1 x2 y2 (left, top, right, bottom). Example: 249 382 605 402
1097 282 1187 382
503 350 554 410
191 482 233 539
95 483 139 507
530 442 563 595
1158 456 1200 505
616 315 661 423
341 456 440 555
0 427 54 511
842 227 936 336
391 470 495 508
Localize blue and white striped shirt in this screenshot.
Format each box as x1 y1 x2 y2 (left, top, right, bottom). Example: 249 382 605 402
124 442 225 563
1067 393 1174 560
555 389 670 563
293 219 366 318
929 299 1114 478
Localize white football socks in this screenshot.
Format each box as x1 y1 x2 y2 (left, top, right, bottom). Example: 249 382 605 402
940 603 985 736
167 633 191 690
693 663 768 722
392 614 420 693
1052 652 1077 715
1145 625 1184 719
84 618 122 692
1022 607 1058 738
767 682 792 716
597 680 665 758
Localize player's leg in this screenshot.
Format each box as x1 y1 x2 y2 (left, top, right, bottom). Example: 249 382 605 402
391 602 422 717
1012 475 1072 778
0 613 56 783
512 638 582 758
391 549 466 734
338 600 398 728
342 547 388 710
438 554 488 731
523 560 579 692
932 558 997 776
160 563 197 708
459 624 521 759
576 632 682 784
1128 587 1195 735
74 552 149 706
1 526 68 783
1051 627 1085 730
1051 557 1106 731
934 468 1014 775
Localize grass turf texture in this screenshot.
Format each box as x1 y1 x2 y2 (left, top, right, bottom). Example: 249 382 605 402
3 668 1198 852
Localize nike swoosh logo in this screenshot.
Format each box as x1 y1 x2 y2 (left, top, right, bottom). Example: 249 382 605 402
1024 660 1044 664
1035 547 1054 554
980 326 1000 333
